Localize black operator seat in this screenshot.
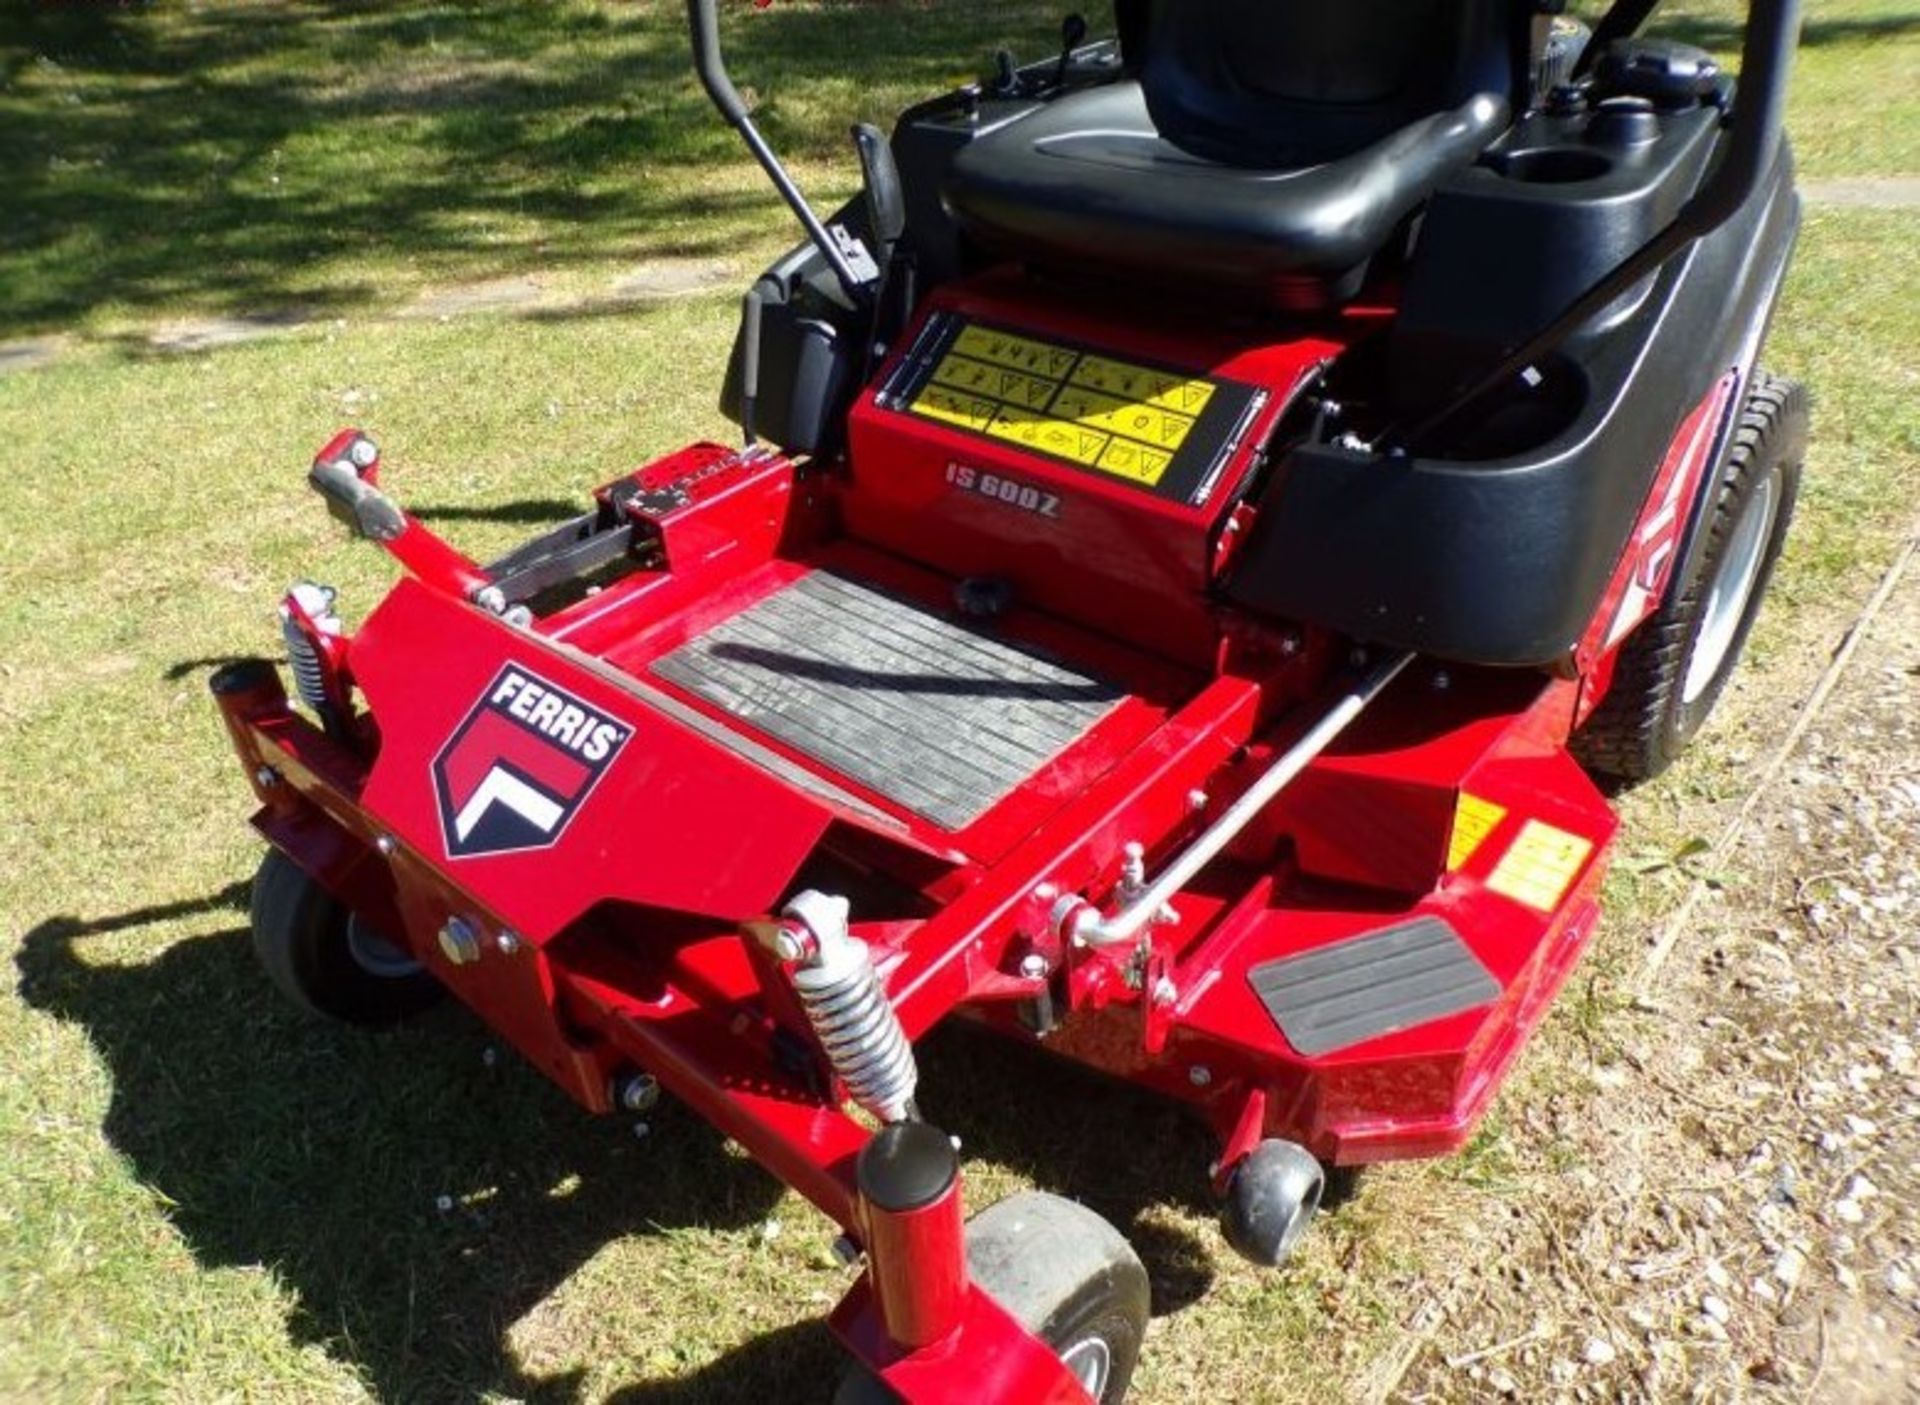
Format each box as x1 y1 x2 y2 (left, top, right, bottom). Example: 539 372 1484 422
944 0 1520 307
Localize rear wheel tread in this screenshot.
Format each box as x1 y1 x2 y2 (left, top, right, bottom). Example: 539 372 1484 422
1573 371 1806 781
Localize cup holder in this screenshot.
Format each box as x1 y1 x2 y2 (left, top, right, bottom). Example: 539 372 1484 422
1493 147 1614 184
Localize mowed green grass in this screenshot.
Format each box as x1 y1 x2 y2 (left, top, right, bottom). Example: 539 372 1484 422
2 2 1918 1402
0 0 1114 340
4 0 1913 341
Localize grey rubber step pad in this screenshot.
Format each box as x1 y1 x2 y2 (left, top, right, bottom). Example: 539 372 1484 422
1248 915 1500 1057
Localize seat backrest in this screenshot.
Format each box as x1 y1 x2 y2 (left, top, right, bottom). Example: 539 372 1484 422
1130 0 1524 168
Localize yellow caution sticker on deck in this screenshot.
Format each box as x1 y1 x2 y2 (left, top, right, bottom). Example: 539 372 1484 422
1485 820 1594 913
1447 792 1508 872
905 322 1227 491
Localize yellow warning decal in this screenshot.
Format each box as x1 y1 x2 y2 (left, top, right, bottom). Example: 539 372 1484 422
911 385 1000 434
905 323 1220 489
951 325 1080 380
1050 386 1195 450
1447 792 1508 872
985 409 1111 467
1070 355 1217 416
930 355 1058 411
1096 438 1175 485
1485 820 1594 913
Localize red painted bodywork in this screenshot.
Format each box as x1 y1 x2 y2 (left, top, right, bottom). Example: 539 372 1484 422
214 268 1743 1402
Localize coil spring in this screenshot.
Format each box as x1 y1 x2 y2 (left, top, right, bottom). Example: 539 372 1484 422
280 583 340 713
792 937 917 1124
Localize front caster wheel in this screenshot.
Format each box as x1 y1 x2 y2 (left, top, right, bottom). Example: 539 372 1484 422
249 849 442 1024
836 1190 1150 1403
1221 1138 1325 1268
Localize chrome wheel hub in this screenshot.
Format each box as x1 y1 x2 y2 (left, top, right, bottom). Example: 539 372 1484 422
346 915 425 980
1061 1337 1112 1399
1684 475 1777 706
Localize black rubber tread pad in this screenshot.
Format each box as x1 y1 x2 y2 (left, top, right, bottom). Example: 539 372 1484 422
652 571 1124 831
1248 916 1500 1057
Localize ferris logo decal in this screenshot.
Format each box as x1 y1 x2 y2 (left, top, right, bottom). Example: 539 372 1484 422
432 666 632 858
945 462 1063 519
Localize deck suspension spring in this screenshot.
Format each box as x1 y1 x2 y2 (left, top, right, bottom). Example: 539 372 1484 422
279 582 342 713
781 892 918 1124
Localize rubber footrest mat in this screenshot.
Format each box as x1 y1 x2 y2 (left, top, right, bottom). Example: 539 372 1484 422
1248 916 1500 1057
652 571 1124 830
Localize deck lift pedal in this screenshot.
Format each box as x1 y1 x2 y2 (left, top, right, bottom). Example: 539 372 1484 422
213 0 1808 1398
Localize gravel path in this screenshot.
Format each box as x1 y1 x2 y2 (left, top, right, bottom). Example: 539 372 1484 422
1388 535 1920 1403
1801 177 1920 210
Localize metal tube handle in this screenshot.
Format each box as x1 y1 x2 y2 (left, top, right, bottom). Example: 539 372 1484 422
684 0 864 299
1066 651 1416 949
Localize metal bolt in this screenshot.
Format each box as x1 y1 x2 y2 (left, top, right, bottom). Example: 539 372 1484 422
749 919 814 964
254 766 280 789
1186 789 1209 814
615 1072 661 1113
1277 631 1302 657
1019 953 1049 981
831 1235 864 1266
375 834 397 857
1432 670 1452 692
1152 976 1178 1008
1188 1065 1213 1088
495 930 523 956
347 436 380 469
472 585 507 615
1032 881 1059 904
437 915 481 966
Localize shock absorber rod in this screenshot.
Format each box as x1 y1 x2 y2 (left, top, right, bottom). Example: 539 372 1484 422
1062 651 1416 949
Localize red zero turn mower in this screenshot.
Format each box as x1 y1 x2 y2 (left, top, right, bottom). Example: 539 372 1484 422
213 1 1809 1398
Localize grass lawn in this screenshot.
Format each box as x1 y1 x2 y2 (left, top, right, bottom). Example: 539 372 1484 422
1 2 1917 1402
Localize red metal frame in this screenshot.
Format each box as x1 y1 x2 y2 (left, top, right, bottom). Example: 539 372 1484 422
212 266 1749 1402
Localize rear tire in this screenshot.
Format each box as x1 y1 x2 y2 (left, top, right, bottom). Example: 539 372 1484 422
1573 372 1806 782
250 849 441 1024
835 1190 1150 1403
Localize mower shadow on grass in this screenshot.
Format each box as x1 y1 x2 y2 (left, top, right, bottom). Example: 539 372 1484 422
15 885 1229 1399
412 498 585 528
13 891 817 1402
